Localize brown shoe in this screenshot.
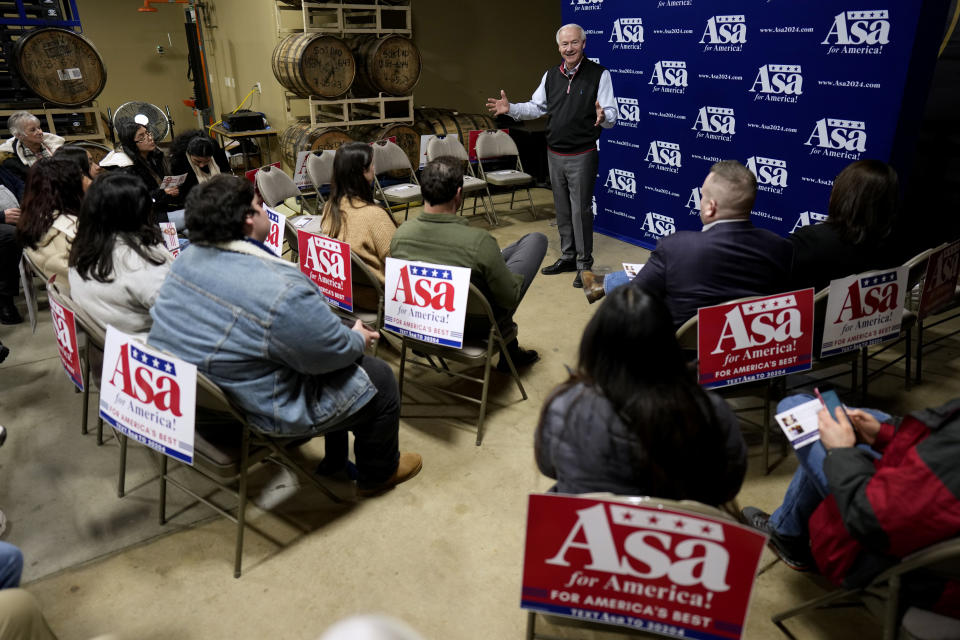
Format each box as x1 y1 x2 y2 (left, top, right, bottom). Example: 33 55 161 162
581 271 605 304
357 452 422 497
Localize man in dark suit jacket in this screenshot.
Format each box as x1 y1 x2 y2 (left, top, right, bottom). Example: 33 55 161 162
584 160 793 328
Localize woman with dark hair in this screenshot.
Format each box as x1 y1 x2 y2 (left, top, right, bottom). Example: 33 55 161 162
100 121 178 218
55 144 101 179
68 173 172 338
17 156 88 288
790 159 902 291
303 142 397 308
168 130 230 204
535 286 746 505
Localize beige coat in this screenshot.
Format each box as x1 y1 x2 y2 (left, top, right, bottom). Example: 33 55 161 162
24 214 77 291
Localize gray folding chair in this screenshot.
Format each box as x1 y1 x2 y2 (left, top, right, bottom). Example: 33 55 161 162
426 134 496 226
370 140 421 221
386 283 527 446
305 150 335 210
475 130 537 221
255 165 303 212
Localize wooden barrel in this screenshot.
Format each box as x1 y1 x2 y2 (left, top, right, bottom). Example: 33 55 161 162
352 122 420 176
414 108 495 155
13 28 106 107
271 33 355 99
349 35 420 97
73 140 111 165
280 123 356 168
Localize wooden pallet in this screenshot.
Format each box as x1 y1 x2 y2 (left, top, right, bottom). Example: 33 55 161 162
0 104 106 142
274 0 411 37
285 93 413 127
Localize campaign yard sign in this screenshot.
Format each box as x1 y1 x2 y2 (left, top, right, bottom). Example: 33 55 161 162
264 206 285 257
48 295 83 390
918 241 960 320
697 289 814 389
521 494 767 640
294 150 311 188
383 258 470 348
297 229 352 312
99 326 196 464
821 266 908 358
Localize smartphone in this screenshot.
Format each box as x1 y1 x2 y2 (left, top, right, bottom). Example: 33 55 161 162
814 388 851 424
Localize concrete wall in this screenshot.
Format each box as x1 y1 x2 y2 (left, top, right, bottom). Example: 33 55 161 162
74 0 560 150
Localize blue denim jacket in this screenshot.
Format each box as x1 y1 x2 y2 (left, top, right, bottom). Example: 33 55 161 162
147 240 375 436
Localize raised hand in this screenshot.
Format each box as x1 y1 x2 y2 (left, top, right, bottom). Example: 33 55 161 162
486 90 510 116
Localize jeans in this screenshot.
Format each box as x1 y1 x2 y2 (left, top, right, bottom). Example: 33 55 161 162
317 355 400 484
602 269 632 295
770 394 889 539
0 541 22 589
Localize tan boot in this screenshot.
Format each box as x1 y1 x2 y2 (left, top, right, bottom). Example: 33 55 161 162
581 271 606 304
357 452 423 497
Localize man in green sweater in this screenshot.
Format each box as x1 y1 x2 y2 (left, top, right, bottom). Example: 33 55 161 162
390 156 547 369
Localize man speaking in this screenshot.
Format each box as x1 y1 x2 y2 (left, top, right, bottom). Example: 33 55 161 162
486 23 617 288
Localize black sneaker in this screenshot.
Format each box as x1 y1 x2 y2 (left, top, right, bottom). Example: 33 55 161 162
741 506 814 572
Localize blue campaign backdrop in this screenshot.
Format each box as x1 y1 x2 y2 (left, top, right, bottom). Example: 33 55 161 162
561 1 929 249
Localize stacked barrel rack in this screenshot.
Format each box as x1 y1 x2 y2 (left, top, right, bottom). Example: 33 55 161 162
0 0 108 147
272 0 423 170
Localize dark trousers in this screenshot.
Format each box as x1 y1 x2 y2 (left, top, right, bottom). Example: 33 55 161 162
547 149 597 271
321 355 400 483
0 223 21 299
465 231 548 339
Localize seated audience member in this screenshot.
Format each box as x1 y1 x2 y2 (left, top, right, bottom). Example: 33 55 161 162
390 156 548 369
100 122 178 219
581 160 793 327
168 130 230 204
0 588 58 640
0 541 22 590
55 144 101 180
744 394 960 617
0 185 22 324
16 157 88 288
535 286 746 504
147 175 421 496
303 142 397 309
0 112 64 180
68 173 173 339
790 159 901 291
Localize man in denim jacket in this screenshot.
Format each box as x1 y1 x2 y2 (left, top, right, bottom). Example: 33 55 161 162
148 175 421 497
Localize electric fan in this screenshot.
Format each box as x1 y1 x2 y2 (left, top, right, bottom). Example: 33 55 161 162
111 101 172 143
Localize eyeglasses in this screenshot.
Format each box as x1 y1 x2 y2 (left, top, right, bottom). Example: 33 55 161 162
134 132 154 143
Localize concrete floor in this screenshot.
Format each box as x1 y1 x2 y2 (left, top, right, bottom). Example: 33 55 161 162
1 187 959 639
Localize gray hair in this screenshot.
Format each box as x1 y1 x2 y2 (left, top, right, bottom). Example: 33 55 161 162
708 160 757 218
7 111 39 137
556 23 586 44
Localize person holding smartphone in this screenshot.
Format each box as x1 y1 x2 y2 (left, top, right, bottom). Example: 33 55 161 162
743 393 960 618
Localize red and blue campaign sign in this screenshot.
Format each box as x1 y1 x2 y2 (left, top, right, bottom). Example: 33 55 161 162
821 266 908 358
384 258 470 348
918 241 960 320
297 229 353 312
48 295 83 391
697 289 814 389
264 206 285 257
100 326 196 464
521 494 767 639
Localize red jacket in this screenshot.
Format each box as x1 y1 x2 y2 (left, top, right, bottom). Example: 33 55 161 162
809 399 960 615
